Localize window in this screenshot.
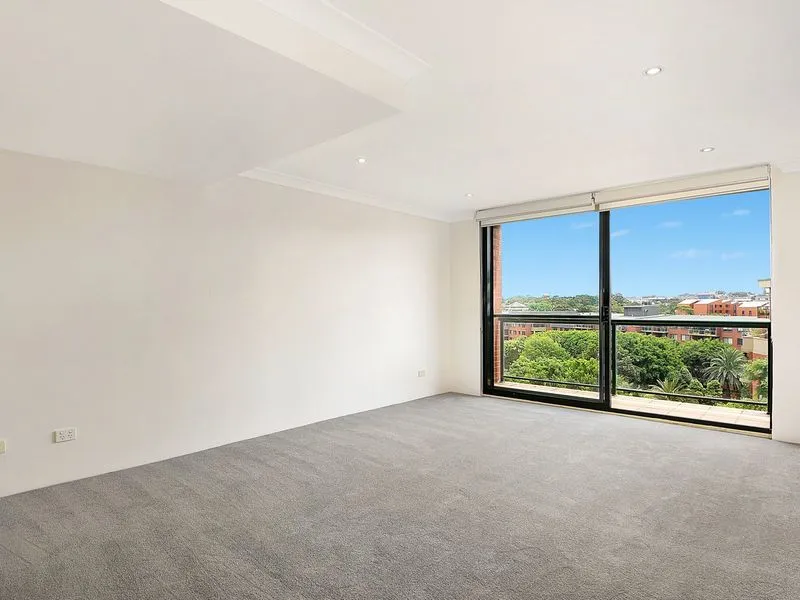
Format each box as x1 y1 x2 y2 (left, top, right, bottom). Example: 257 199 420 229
488 213 601 402
483 185 772 432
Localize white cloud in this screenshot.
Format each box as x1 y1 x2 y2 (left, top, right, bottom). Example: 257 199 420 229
670 248 708 259
725 208 751 217
658 221 682 228
721 251 746 260
571 221 594 230
610 229 630 238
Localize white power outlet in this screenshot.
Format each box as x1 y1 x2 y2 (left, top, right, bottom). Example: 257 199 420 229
53 427 77 443
417 369 426 378
0 439 6 455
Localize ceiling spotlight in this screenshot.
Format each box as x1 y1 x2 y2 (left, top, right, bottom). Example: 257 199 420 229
356 157 367 164
643 66 663 76
700 147 715 153
465 193 473 198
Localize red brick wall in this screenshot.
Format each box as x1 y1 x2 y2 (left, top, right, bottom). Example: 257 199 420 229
492 227 503 384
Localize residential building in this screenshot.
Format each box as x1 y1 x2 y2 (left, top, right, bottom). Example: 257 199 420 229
676 298 699 314
691 298 716 315
737 300 770 318
623 305 662 317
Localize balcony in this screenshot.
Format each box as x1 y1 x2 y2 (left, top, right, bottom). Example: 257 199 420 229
496 315 771 430
501 376 769 428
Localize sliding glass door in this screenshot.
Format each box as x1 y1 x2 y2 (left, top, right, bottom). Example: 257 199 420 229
608 190 771 429
484 212 603 404
482 187 772 432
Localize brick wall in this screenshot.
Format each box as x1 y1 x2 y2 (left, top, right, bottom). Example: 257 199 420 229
492 226 503 384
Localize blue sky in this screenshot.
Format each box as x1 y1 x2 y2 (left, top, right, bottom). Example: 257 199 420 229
500 190 771 298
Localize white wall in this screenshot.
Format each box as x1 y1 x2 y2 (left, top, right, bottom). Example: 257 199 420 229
448 220 482 395
769 167 800 443
0 150 450 498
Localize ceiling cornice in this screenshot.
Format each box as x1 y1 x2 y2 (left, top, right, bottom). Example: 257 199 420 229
240 167 449 221
159 0 429 109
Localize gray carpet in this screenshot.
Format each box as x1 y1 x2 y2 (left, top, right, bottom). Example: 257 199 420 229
1 394 799 600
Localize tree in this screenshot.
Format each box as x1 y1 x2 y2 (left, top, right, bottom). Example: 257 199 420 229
504 336 527 366
548 330 599 360
660 301 678 315
522 334 569 362
704 346 747 398
686 378 707 402
611 293 626 314
679 339 729 380
744 358 769 400
616 332 684 388
507 355 564 382
528 300 554 312
650 375 686 399
705 380 723 398
563 358 599 386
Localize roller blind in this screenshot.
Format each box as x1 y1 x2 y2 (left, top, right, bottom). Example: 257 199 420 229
475 165 770 226
594 165 770 211
475 193 594 226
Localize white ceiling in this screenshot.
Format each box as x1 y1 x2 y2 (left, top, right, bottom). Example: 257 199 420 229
2 0 800 219
0 0 397 182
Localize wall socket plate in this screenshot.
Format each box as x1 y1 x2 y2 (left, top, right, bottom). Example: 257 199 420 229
417 369 426 378
0 439 6 454
53 427 77 443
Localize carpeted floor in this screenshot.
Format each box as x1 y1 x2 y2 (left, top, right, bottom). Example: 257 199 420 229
1 394 799 600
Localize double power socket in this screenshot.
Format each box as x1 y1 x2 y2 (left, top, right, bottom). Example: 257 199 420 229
0 427 77 456
53 427 78 443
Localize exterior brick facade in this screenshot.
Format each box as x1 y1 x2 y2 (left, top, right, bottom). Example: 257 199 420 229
492 227 503 384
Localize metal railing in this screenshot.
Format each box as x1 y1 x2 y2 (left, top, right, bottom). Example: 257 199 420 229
494 314 772 418
503 375 768 408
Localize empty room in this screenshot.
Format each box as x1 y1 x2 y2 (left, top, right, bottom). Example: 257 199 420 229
2 1 800 598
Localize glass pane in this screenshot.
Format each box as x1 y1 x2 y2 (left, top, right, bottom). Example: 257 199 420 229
609 189 771 428
494 319 600 401
610 189 771 317
612 325 769 428
497 213 599 316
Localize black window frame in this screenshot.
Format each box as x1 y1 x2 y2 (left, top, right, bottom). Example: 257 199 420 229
481 208 772 434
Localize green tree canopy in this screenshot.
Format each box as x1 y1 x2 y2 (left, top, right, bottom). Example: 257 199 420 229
521 334 569 362
705 380 723 398
617 332 684 388
744 358 769 400
548 330 599 360
679 339 729 380
504 336 526 366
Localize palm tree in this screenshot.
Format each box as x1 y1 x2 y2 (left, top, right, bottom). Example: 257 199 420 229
704 346 747 398
650 375 686 400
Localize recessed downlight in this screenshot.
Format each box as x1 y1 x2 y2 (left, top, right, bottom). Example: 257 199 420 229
356 157 367 164
643 66 663 76
700 147 715 153
465 193 473 198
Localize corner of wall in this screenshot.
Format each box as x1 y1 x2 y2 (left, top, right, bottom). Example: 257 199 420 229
447 220 482 396
768 166 800 443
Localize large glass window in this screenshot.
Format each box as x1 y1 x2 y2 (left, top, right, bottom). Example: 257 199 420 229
483 189 772 431
609 190 770 428
490 214 601 402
